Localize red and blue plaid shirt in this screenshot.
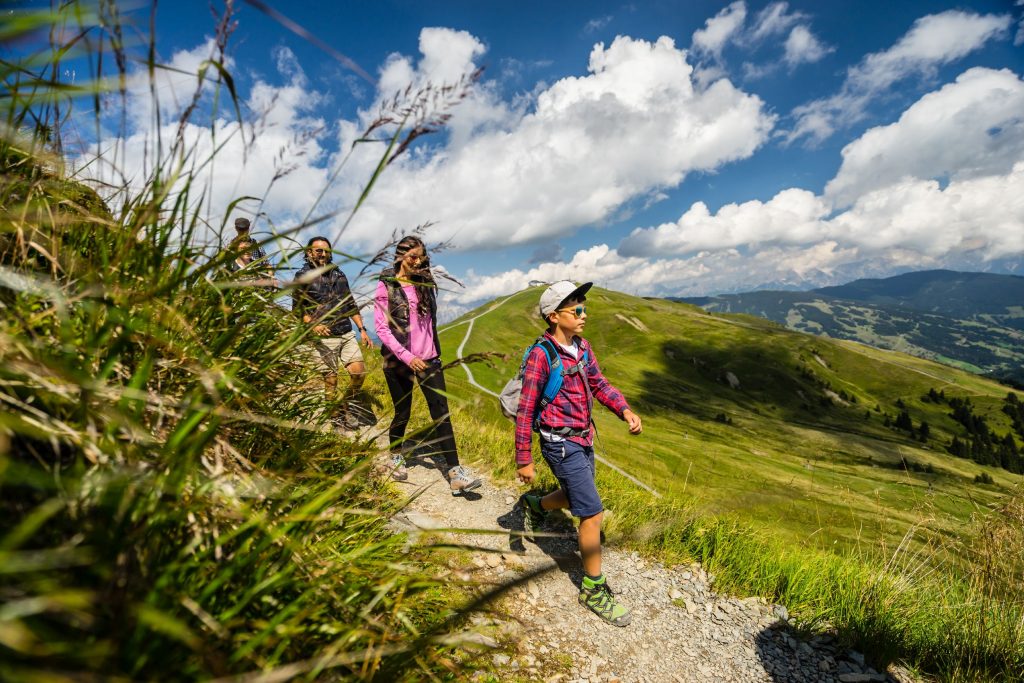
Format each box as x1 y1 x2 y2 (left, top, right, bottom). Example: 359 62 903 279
515 332 631 466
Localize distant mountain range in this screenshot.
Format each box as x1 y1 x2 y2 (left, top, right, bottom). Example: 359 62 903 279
675 270 1024 385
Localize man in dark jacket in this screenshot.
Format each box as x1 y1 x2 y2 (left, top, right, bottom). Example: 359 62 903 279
293 236 373 428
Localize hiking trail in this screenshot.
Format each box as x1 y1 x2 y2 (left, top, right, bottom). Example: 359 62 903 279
381 445 917 683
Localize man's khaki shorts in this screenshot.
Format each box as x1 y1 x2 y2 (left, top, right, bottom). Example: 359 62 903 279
301 331 363 375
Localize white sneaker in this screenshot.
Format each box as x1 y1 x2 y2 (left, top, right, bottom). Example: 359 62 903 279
448 465 481 496
388 452 409 481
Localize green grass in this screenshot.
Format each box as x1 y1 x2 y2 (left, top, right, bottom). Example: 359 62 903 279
0 5 490 679
441 287 1022 556
4 3 1023 680
439 286 1024 680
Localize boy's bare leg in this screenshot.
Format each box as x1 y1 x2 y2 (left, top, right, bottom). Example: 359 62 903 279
539 491 603 576
578 512 603 577
539 489 569 511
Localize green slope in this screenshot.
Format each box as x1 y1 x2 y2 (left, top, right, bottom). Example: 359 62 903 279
678 270 1024 384
439 286 1023 558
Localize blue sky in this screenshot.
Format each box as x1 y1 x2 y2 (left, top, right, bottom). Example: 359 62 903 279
30 0 1024 315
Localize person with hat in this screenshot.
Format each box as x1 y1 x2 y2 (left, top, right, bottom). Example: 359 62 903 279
514 280 643 627
232 217 267 263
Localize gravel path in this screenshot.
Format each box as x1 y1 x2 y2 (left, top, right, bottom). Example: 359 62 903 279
382 448 916 683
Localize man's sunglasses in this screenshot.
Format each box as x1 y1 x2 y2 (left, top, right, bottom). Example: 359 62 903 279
310 248 329 254
556 304 587 318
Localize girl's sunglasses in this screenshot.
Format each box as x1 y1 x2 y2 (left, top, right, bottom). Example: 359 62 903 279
556 304 587 318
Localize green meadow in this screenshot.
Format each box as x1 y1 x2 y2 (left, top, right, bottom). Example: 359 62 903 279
4 2 1022 677
440 286 1021 558
436 286 1024 678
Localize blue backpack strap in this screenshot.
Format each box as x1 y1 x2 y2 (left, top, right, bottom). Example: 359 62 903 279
526 338 560 431
535 338 562 408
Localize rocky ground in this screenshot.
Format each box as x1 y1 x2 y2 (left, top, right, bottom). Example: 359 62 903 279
375 438 918 683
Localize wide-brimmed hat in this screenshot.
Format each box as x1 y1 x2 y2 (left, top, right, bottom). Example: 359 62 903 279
538 280 593 319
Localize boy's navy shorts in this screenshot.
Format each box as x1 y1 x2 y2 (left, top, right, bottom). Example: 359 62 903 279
539 439 603 518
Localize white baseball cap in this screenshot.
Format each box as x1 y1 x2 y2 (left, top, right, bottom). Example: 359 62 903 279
538 280 593 319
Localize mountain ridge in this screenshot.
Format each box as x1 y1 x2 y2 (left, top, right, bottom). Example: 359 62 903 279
673 269 1024 384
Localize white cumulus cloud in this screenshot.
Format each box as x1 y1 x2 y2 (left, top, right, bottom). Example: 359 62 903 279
448 244 710 306
77 44 328 249
787 10 1012 144
606 67 1024 298
338 32 774 250
447 155 1024 306
691 1 748 58
621 162 1024 261
826 67 1024 206
78 28 776 268
783 25 832 67
619 188 830 256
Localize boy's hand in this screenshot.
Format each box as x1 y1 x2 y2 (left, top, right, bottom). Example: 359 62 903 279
623 409 642 435
516 463 535 484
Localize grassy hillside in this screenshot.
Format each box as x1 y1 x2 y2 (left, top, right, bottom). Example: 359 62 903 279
679 271 1024 384
439 286 1023 560
0 6 486 678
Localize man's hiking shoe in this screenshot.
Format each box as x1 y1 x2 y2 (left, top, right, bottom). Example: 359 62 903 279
579 579 632 627
332 412 360 431
448 466 482 496
388 452 408 482
519 493 547 541
349 402 378 427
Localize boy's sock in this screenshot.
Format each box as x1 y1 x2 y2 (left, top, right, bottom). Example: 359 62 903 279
524 494 545 514
520 493 548 542
581 573 605 590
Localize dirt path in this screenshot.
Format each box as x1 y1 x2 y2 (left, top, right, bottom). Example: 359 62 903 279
383 447 913 683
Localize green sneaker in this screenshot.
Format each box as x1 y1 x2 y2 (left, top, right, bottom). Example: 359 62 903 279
519 493 547 542
579 578 631 627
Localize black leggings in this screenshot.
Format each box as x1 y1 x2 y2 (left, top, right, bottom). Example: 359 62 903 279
383 359 460 468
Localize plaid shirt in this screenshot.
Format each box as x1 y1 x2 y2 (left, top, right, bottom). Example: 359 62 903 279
515 332 630 466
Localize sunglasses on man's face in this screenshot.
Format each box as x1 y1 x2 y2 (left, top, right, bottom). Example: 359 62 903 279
310 248 328 254
556 304 587 318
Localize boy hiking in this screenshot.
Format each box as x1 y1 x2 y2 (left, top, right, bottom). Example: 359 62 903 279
514 280 643 627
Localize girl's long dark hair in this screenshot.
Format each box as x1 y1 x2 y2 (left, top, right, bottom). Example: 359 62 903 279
394 235 434 317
